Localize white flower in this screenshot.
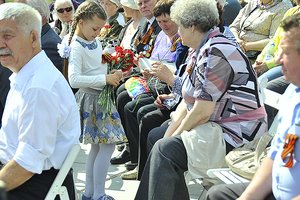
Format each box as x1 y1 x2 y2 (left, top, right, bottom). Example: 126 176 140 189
57 42 71 58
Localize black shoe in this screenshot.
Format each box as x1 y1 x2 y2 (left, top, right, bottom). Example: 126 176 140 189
110 149 131 165
125 161 138 171
116 144 125 152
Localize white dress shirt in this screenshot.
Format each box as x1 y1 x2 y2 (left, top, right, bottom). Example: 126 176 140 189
0 51 80 174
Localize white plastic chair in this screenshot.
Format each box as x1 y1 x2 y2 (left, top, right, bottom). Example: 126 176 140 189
45 144 81 200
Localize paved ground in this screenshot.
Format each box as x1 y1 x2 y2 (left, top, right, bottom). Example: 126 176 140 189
72 144 205 200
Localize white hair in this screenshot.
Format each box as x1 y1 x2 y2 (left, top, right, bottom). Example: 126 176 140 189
170 0 219 32
53 0 74 21
0 3 42 40
54 0 74 11
24 0 50 21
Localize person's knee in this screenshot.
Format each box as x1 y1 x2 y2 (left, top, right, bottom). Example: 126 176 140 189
152 137 175 156
117 91 129 105
206 184 228 200
124 100 136 114
139 112 152 129
137 108 145 122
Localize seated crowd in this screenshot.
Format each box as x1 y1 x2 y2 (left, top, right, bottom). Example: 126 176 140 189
0 0 299 200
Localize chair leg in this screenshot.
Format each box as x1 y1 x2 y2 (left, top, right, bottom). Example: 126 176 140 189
198 186 207 200
59 186 70 200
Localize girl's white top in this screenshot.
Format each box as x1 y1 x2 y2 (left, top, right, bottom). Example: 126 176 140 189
68 35 108 90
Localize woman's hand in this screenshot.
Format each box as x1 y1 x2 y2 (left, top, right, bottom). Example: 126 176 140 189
154 94 174 109
253 61 268 76
133 52 144 67
141 69 151 80
238 40 247 52
106 73 121 87
150 62 174 85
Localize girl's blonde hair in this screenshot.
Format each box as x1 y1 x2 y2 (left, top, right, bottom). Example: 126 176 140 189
63 0 107 80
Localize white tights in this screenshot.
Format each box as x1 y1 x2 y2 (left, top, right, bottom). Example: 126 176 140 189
84 143 115 200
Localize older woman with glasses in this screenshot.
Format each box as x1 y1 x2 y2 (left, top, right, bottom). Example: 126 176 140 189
135 0 267 199
52 0 74 38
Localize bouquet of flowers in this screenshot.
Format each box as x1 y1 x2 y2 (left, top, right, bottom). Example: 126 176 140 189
98 46 134 117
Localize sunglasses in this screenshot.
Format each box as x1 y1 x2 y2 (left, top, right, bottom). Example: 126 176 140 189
56 6 73 13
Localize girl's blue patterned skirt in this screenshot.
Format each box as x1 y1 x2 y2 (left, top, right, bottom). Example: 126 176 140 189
75 88 127 144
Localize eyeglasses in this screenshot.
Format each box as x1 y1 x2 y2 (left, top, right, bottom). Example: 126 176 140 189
56 6 73 14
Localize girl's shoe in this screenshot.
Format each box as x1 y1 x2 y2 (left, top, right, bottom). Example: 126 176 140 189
82 194 92 200
97 194 115 200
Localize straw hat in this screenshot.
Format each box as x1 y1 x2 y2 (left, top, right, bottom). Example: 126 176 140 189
120 0 139 10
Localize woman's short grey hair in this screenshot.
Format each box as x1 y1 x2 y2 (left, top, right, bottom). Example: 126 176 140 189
23 0 50 21
170 0 219 32
0 3 42 39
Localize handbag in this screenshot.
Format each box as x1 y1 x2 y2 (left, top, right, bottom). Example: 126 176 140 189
181 122 227 181
124 76 150 99
225 132 273 180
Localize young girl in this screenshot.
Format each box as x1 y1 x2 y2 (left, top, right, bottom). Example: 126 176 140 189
61 1 126 200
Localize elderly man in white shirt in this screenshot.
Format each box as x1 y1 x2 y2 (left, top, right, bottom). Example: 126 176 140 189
0 3 80 200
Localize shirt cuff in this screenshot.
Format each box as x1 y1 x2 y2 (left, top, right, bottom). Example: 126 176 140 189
14 142 47 174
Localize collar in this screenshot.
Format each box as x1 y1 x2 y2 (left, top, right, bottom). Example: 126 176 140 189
196 27 221 54
75 36 98 50
147 17 155 26
9 51 46 90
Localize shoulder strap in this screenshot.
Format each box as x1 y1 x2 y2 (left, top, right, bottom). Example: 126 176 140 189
254 132 273 161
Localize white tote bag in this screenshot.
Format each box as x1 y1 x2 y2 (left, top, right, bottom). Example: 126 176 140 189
181 122 227 181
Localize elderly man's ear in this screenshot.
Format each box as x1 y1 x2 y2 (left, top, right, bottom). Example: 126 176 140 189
30 30 40 49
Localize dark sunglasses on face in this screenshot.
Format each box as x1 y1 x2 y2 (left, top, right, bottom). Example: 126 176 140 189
56 6 73 13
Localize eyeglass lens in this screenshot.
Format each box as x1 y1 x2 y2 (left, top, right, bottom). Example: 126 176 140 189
57 6 72 13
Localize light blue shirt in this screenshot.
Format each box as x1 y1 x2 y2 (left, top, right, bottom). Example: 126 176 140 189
268 84 300 199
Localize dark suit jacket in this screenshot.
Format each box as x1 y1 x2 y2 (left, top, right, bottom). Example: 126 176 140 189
134 19 161 56
0 65 12 127
41 23 63 72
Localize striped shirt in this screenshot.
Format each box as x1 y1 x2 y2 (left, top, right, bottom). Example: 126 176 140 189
182 27 267 147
